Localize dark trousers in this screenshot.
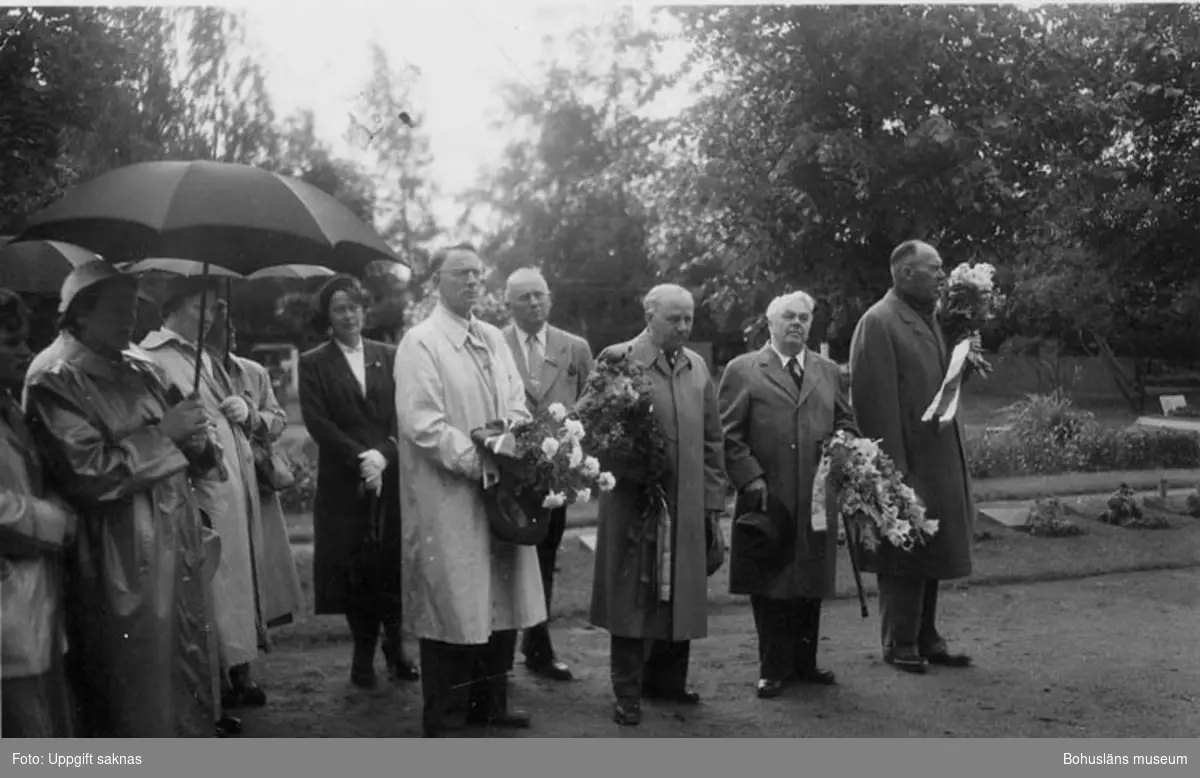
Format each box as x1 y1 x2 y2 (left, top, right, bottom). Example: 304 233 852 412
520 507 567 665
749 595 823 682
877 575 945 655
419 630 517 734
609 636 690 702
1 664 76 738
346 596 406 673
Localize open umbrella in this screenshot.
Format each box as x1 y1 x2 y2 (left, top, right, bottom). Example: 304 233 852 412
0 240 104 294
246 264 335 281
17 160 406 391
15 160 403 276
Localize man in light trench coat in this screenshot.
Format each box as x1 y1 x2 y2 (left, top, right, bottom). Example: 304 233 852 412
718 290 858 699
588 283 727 727
848 239 975 674
395 244 546 737
502 267 593 682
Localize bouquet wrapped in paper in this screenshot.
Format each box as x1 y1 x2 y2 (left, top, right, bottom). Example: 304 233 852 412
812 431 939 557
471 404 615 545
923 261 1005 425
573 351 675 603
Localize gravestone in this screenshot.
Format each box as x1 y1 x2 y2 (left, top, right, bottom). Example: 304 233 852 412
1131 416 1200 433
1159 395 1187 415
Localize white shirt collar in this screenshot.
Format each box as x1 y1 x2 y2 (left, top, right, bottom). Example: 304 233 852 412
518 323 548 346
769 341 806 370
433 303 482 348
335 336 364 354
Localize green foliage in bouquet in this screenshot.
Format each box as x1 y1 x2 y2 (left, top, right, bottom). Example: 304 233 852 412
573 352 671 492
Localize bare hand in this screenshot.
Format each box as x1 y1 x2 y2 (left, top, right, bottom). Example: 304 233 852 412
744 477 769 512
161 398 209 445
219 395 249 425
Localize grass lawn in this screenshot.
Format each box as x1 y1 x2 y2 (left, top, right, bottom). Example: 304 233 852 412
273 495 1200 646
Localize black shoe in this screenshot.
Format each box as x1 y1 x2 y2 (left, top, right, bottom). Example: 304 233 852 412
215 715 242 737
794 667 837 686
467 709 532 729
922 649 972 668
756 679 785 699
386 655 420 682
221 683 267 709
526 657 573 682
644 686 701 705
613 699 642 726
883 651 929 674
350 665 378 689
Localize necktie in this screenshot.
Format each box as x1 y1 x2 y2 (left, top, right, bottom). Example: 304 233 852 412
787 356 805 392
664 350 676 371
527 333 544 379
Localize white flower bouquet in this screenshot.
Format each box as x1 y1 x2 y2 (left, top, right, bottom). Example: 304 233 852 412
923 261 1005 425
473 402 615 511
813 431 939 553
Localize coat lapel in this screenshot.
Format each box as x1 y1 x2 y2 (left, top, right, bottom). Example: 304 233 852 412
795 350 823 409
757 346 800 404
535 327 567 398
363 342 389 417
888 290 947 367
324 340 368 408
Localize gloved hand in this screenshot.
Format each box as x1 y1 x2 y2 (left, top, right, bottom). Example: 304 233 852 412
358 449 387 481
219 395 250 425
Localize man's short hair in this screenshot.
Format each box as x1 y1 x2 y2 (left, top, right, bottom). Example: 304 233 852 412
429 242 479 278
890 239 930 268
765 290 816 322
0 289 28 336
504 267 548 302
642 283 693 316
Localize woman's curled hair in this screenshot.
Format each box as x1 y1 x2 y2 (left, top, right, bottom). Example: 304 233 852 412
311 274 368 334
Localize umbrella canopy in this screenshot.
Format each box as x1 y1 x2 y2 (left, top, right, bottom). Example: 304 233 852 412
246 264 334 281
125 258 245 280
0 240 104 294
16 160 405 277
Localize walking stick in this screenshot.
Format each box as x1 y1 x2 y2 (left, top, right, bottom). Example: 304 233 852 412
841 511 869 619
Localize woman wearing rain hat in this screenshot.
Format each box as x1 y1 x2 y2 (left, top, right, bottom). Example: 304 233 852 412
24 260 226 737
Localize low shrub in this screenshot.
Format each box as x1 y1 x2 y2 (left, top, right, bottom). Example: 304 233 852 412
966 393 1200 478
278 458 318 515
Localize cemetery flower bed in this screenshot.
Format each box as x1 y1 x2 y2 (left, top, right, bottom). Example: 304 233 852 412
966 393 1200 479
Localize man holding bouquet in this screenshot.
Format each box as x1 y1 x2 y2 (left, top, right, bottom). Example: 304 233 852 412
587 283 727 726
848 239 976 674
502 267 594 682
395 244 546 737
718 290 858 699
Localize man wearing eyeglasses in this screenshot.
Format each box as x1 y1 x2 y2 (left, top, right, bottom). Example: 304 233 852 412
395 244 546 737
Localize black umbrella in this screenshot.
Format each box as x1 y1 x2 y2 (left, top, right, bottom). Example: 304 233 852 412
0 240 104 294
18 160 406 391
15 160 403 277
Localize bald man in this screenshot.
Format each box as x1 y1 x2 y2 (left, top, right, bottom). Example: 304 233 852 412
588 284 727 726
501 267 593 681
848 240 975 675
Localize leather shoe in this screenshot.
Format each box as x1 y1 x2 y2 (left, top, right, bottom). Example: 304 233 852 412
613 699 642 726
467 709 532 729
386 656 420 682
756 679 785 699
526 658 573 682
644 686 701 705
883 652 928 674
794 667 837 686
350 666 378 689
923 650 972 668
215 715 242 737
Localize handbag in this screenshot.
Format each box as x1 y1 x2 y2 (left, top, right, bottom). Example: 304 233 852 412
251 434 295 492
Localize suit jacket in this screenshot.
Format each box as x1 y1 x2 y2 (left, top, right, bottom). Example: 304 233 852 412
719 345 858 598
502 323 593 416
848 289 975 580
298 338 402 615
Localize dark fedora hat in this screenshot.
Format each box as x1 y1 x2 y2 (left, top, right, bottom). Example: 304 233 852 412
732 494 796 569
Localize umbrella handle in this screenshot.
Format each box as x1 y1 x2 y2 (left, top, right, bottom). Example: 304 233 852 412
192 264 211 396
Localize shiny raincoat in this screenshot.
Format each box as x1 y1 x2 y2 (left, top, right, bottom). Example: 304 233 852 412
395 304 545 645
225 354 304 625
24 338 218 737
1 390 74 737
139 329 274 666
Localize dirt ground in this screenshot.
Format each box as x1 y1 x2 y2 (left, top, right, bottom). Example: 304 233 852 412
233 568 1199 738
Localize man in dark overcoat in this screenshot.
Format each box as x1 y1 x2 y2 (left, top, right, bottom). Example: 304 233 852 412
588 284 727 727
848 239 975 674
502 267 594 682
719 290 858 698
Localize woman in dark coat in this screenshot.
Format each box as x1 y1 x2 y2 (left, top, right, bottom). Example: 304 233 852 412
298 275 418 689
